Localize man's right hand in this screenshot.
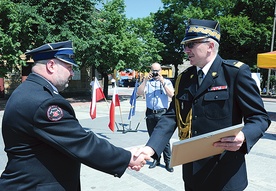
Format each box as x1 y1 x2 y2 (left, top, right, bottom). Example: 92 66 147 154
134 146 155 158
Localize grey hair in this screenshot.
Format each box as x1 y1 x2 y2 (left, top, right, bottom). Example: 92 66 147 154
34 59 50 65
31 59 51 72
207 38 219 53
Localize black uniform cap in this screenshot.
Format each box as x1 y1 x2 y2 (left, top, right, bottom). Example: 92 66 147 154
25 40 78 67
181 19 220 44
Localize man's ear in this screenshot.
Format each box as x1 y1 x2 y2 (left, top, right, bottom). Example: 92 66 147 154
207 41 214 52
46 59 56 73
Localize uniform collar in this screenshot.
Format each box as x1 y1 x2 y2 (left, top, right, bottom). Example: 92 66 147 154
197 55 217 76
27 72 59 94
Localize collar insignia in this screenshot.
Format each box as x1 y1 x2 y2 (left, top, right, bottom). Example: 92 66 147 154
212 72 217 77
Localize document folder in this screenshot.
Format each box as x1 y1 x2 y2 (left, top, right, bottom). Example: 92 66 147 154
170 124 243 167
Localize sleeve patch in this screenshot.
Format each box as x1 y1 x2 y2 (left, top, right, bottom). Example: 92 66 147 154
47 105 63 121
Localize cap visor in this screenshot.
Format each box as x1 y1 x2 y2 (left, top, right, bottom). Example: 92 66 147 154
56 57 78 67
181 36 207 44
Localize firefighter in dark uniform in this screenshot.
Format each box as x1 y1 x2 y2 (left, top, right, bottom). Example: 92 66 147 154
135 19 271 191
0 41 149 190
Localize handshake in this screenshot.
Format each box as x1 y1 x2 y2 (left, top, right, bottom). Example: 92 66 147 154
128 146 155 171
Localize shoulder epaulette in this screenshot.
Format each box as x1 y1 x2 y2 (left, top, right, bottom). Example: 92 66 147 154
223 59 244 68
233 61 244 68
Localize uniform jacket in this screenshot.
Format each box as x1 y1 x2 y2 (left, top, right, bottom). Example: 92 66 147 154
0 73 131 191
146 55 270 191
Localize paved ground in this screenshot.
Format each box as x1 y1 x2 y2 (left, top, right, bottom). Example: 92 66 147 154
0 86 276 190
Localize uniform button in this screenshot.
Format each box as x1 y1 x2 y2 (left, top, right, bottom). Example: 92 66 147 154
194 131 198 135
114 174 119 177
194 115 198 119
215 95 219 99
194 100 198 104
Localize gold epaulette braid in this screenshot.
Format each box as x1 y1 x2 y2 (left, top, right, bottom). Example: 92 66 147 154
175 74 192 140
234 61 244 68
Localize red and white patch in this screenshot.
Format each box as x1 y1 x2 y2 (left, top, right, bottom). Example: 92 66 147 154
47 105 63 121
209 85 228 91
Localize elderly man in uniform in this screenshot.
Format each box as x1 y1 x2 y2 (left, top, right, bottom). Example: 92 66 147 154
135 19 271 191
0 41 149 190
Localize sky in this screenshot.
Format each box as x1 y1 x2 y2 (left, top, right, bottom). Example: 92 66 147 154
124 0 163 18
97 0 163 19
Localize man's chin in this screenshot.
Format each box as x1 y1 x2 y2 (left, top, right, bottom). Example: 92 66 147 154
189 60 196 66
57 84 69 92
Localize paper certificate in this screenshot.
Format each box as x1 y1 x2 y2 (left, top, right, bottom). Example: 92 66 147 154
170 124 243 167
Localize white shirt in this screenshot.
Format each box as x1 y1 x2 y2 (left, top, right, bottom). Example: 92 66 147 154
197 56 216 77
144 78 173 110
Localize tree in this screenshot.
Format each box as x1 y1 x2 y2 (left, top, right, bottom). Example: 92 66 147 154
1 0 164 98
83 0 130 97
0 0 46 76
153 5 186 78
220 0 274 68
125 16 164 72
87 0 164 97
0 0 49 97
153 0 274 78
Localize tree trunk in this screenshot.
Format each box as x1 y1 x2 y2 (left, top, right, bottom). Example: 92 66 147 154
0 78 4 98
102 73 109 99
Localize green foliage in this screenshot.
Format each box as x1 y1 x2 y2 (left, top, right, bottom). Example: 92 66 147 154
155 0 275 75
127 17 164 72
152 4 187 76
88 0 164 74
0 0 39 76
1 0 275 87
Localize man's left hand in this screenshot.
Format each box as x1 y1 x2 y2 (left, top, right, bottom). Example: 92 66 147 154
213 131 245 151
155 75 164 84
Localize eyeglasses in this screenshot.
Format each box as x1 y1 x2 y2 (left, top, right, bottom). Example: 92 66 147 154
182 41 210 49
151 69 160 72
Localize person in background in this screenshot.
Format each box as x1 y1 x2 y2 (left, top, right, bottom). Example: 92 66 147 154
111 77 116 88
262 87 267 94
135 19 271 190
0 40 149 190
137 62 174 172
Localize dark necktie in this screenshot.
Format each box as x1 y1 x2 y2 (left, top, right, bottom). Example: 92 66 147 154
198 69 204 86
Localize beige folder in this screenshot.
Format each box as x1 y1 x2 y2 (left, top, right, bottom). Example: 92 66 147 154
170 124 244 167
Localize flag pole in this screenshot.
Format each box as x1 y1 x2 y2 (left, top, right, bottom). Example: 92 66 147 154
127 93 137 132
118 106 125 132
114 84 124 126
135 108 146 130
103 96 110 110
125 79 139 133
117 82 125 132
90 77 107 120
128 101 134 130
